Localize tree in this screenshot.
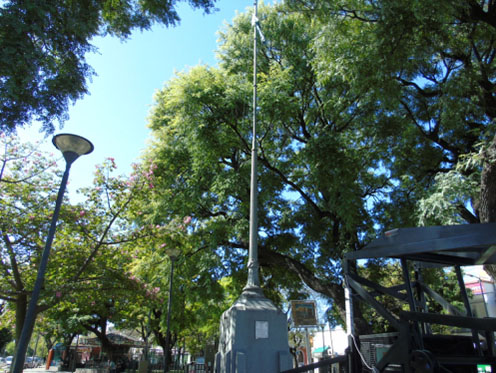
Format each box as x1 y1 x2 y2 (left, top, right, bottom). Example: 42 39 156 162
121 217 229 364
144 3 391 333
286 0 496 276
0 0 217 133
0 134 159 347
0 327 12 353
143 0 496 334
286 0 496 223
1 134 64 340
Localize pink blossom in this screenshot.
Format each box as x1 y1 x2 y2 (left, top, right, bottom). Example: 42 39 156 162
183 216 192 224
79 211 86 217
56 291 62 298
160 243 167 248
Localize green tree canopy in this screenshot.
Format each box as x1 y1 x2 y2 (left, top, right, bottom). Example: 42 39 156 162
286 0 496 278
144 3 394 331
0 135 160 346
143 0 496 333
0 0 217 133
286 0 496 224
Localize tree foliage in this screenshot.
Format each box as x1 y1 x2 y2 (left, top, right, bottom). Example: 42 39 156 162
286 0 496 280
143 0 496 333
286 0 496 224
0 134 160 347
0 0 217 133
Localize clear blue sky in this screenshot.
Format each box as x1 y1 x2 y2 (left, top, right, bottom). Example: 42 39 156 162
19 0 255 197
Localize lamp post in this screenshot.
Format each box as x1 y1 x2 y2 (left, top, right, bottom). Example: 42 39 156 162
12 134 93 373
164 247 180 373
320 324 326 357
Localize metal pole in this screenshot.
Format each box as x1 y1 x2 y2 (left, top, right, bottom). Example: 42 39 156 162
304 328 312 364
400 258 424 349
479 278 489 317
455 265 482 355
12 159 74 373
164 257 175 373
245 0 260 290
74 334 80 372
321 325 326 356
467 273 489 317
329 327 334 357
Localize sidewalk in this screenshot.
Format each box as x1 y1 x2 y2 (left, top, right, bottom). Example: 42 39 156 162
23 368 71 373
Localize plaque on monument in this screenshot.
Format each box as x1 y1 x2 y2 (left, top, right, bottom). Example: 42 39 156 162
255 320 269 339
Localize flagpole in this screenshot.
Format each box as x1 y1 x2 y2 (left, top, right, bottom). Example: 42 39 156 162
246 0 261 290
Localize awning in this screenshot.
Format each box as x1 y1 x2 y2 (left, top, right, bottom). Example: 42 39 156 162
313 347 328 354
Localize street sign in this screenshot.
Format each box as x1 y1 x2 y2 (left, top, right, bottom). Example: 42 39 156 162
291 300 318 326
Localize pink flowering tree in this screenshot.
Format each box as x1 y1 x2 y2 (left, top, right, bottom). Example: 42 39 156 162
0 134 162 352
0 134 64 341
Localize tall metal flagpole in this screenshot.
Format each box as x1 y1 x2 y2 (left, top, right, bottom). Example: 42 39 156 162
245 0 262 290
214 4 290 371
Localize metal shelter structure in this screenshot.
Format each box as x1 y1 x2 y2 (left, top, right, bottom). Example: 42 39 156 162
344 223 496 372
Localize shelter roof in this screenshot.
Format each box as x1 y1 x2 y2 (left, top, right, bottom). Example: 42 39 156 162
345 223 496 266
84 333 145 348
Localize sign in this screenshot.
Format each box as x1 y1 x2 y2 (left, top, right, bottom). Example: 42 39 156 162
255 321 269 339
291 300 318 326
466 281 484 295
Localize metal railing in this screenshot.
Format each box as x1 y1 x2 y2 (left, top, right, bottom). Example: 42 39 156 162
281 355 347 373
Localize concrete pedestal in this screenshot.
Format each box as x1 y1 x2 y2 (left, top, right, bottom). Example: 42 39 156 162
215 287 292 373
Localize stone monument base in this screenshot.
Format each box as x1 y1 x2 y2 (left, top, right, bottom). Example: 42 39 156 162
215 287 292 373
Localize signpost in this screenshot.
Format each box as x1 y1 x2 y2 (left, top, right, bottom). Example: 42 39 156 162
290 300 318 364
291 300 318 327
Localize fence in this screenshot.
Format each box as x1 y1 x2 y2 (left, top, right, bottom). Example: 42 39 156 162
123 362 209 373
281 355 347 373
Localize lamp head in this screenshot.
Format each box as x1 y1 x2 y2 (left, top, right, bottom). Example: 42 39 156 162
52 134 94 165
165 247 181 261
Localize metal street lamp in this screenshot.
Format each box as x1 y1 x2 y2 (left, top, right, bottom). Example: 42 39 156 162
164 247 180 373
12 134 93 373
320 324 327 357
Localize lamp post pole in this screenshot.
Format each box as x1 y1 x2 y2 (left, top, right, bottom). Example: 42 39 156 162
320 324 326 357
12 134 93 373
164 248 180 373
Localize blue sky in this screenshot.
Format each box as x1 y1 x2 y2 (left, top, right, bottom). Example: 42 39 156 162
19 0 254 196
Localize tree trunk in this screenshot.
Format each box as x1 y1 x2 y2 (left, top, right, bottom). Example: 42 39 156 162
480 133 496 278
15 293 27 342
82 318 116 358
480 133 496 223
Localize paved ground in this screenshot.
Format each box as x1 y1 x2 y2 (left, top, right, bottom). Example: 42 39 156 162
1 365 71 373
24 369 71 373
